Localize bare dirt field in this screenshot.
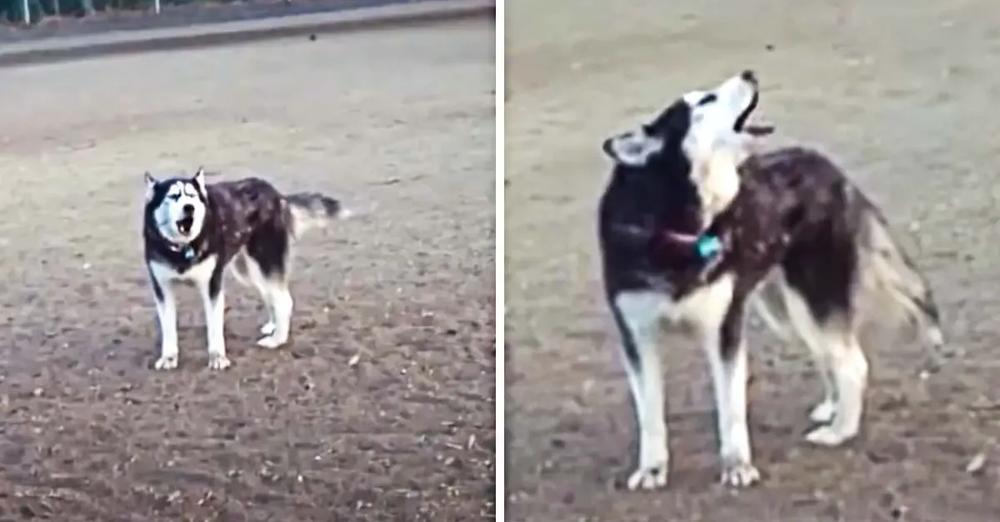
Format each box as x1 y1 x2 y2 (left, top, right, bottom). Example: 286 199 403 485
0 18 494 520
506 1 1000 520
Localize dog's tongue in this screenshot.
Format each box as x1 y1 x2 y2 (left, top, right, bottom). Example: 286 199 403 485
177 218 193 234
742 124 775 136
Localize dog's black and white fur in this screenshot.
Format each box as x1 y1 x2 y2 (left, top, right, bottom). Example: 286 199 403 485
599 71 943 489
143 168 349 370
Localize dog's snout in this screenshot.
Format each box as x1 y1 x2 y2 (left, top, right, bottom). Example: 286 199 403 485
741 70 758 86
183 204 195 215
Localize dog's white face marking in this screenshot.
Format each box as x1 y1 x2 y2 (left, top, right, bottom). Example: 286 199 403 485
680 73 757 159
146 169 208 245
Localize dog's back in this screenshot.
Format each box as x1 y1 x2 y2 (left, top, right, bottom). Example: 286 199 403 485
732 148 943 346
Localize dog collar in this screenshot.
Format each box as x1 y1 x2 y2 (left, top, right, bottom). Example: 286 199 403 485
167 243 197 261
695 234 723 260
664 230 723 261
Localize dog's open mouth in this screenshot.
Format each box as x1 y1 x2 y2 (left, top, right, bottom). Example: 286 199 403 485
176 217 194 235
734 92 775 137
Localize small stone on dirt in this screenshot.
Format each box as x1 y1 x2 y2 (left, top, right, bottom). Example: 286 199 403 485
965 452 987 474
348 354 360 367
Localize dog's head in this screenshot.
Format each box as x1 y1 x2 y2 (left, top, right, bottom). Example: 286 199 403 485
603 70 762 167
144 167 209 244
602 71 768 218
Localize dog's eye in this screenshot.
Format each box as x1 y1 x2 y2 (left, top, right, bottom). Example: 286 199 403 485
169 194 181 201
697 93 717 106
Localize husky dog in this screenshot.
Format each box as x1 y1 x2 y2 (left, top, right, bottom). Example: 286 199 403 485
599 71 943 489
143 168 349 370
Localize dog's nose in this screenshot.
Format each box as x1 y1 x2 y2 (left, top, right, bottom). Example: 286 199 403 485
741 69 758 86
183 204 195 214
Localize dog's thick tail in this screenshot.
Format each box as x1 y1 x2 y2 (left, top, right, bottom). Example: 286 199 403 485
855 206 945 350
286 192 351 239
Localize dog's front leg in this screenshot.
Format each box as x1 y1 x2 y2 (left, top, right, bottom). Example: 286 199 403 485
150 269 179 370
612 291 669 490
199 266 231 370
704 294 759 487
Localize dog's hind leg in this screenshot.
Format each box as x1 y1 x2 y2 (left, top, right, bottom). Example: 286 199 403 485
778 279 838 424
245 224 295 349
257 279 293 349
780 269 868 445
239 252 277 338
804 325 867 446
611 291 669 490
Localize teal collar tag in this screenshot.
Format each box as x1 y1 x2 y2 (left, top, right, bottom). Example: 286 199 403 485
695 234 723 260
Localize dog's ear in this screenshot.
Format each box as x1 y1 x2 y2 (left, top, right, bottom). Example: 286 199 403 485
602 129 663 167
144 172 157 202
191 166 208 199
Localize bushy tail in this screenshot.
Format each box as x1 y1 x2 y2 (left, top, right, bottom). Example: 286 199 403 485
856 207 945 349
286 192 351 239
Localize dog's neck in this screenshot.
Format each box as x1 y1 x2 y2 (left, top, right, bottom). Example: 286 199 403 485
688 133 771 229
690 149 740 230
658 138 764 263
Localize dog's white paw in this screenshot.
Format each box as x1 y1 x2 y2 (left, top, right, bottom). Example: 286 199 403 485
626 463 668 490
208 353 232 370
805 425 852 446
259 322 276 336
809 400 836 424
154 355 178 370
256 334 287 350
720 462 760 488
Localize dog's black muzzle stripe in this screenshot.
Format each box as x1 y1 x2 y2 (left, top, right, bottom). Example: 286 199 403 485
733 91 759 132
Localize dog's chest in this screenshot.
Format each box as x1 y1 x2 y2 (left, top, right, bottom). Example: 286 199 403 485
150 255 218 284
660 273 735 329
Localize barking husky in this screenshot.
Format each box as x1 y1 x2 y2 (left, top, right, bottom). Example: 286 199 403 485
143 168 349 371
598 71 943 489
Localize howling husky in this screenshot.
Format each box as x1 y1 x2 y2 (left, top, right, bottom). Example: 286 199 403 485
143 168 350 370
599 71 943 489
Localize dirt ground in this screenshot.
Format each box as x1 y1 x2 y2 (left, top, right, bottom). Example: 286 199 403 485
505 1 1000 520
0 18 494 520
